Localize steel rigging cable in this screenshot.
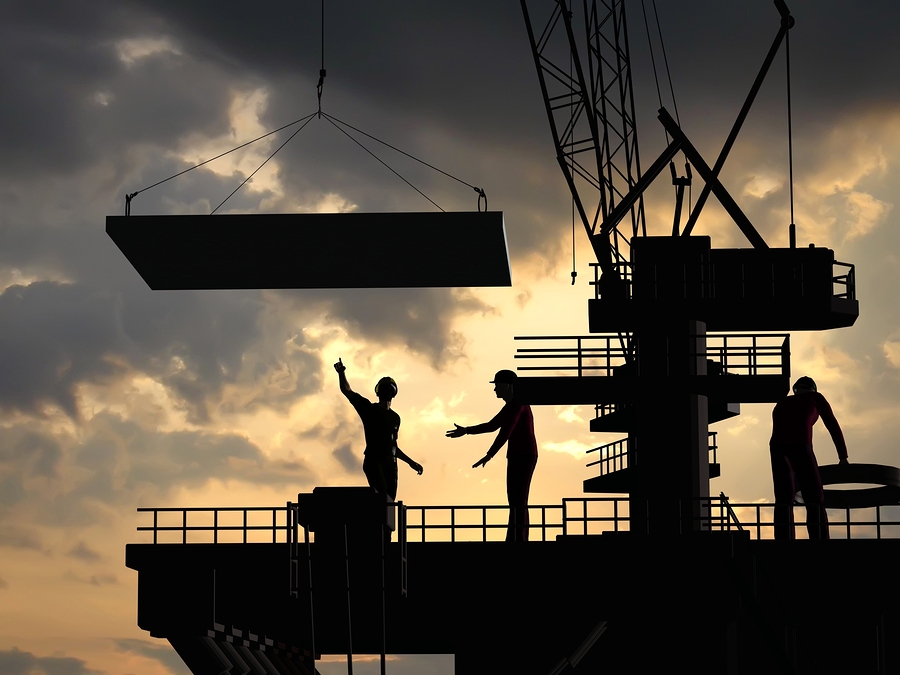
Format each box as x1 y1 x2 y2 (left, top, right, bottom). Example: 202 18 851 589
123 0 486 215
786 19 796 247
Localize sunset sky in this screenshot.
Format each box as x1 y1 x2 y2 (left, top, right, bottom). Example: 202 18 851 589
2 1 900 673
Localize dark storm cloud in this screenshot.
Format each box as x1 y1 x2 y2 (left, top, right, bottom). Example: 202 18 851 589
57 412 315 514
314 288 495 368
0 413 316 525
115 639 191 675
0 280 322 422
332 442 361 473
0 1 238 179
0 648 99 675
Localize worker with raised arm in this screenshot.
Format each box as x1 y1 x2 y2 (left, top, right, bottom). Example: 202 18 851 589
334 359 422 501
446 369 538 542
770 376 849 540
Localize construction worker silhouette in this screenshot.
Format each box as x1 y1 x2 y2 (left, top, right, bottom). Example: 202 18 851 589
335 359 422 500
769 376 848 540
446 370 538 541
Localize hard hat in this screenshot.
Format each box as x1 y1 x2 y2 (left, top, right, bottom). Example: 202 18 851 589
489 369 517 384
375 376 398 399
792 376 817 393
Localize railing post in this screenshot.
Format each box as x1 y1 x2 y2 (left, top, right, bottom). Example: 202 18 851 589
182 510 187 544
214 510 218 544
451 509 456 543
577 337 583 377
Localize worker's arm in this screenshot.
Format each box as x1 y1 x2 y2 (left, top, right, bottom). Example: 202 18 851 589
396 448 423 475
446 406 505 439
815 393 849 462
334 358 354 399
472 405 522 468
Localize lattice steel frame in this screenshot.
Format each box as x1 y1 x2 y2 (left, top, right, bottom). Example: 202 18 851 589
521 0 645 272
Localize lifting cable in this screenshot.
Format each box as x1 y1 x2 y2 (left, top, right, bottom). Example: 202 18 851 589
317 0 326 118
570 36 577 285
640 0 668 145
785 20 796 247
124 0 486 215
321 113 488 212
211 114 317 214
123 113 316 215
651 0 691 216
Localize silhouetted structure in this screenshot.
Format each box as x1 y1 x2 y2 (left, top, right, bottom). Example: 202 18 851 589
106 212 511 289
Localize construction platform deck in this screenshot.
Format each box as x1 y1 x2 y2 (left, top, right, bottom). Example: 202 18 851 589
126 492 900 674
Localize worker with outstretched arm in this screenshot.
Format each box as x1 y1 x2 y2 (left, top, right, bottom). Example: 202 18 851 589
335 358 422 501
446 369 538 542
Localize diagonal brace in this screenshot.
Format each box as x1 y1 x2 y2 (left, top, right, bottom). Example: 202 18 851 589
658 108 768 250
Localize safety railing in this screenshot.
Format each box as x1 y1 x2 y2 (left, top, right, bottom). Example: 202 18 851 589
136 498 900 544
402 498 631 542
833 261 856 301
704 333 790 377
136 505 294 544
586 438 629 476
590 262 633 300
514 335 632 377
514 333 788 378
586 432 718 477
700 496 900 540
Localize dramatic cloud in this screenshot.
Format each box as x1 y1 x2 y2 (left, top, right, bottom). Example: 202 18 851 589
0 413 316 526
0 648 99 675
332 443 361 473
116 639 191 675
66 541 102 563
0 280 327 423
0 526 43 551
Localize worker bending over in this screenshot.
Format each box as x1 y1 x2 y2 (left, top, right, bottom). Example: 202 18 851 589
770 376 848 540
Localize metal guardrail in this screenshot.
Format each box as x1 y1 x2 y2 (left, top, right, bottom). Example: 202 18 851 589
136 505 294 544
403 499 630 542
514 333 789 378
590 262 632 300
703 333 790 377
586 432 718 476
514 335 631 376
702 496 900 540
136 495 900 543
591 259 857 304
586 438 629 475
833 261 856 300
136 499 632 544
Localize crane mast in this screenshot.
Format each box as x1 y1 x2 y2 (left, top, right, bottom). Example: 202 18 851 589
520 0 645 276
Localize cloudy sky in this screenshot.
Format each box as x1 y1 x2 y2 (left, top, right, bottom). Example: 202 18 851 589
2 1 900 673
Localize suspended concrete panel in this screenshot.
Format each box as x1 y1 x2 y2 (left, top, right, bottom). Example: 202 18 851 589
106 212 511 290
